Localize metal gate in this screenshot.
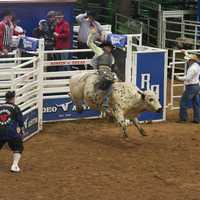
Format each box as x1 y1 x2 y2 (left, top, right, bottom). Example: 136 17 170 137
169 50 186 110
138 0 197 49
138 0 162 47
115 13 143 35
162 10 198 50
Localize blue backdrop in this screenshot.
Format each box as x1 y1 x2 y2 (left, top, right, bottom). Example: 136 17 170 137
136 52 166 121
0 2 75 44
23 109 39 139
43 98 100 122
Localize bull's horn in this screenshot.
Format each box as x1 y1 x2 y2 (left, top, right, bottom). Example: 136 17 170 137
137 90 144 95
137 90 145 100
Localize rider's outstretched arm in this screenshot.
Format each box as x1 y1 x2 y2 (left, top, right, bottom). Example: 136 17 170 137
87 30 104 57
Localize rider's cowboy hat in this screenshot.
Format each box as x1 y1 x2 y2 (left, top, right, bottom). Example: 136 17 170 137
100 41 114 49
86 11 96 19
184 53 199 62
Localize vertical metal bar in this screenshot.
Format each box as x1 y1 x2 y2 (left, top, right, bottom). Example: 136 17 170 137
140 22 143 36
157 4 162 48
147 19 150 45
181 15 185 38
125 35 133 83
162 19 166 49
132 51 137 85
194 25 198 49
170 50 176 108
37 38 44 131
115 13 118 33
163 50 168 121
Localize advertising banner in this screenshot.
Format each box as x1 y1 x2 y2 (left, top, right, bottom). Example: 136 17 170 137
18 37 39 51
107 34 127 48
23 109 39 139
135 51 166 121
43 98 100 122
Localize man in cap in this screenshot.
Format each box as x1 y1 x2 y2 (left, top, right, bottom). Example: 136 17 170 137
0 91 24 173
32 19 48 40
46 11 57 50
12 17 24 36
87 28 117 113
0 10 13 55
176 51 200 123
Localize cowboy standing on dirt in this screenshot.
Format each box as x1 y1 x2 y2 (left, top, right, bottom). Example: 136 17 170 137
87 28 116 113
176 51 200 123
0 91 24 173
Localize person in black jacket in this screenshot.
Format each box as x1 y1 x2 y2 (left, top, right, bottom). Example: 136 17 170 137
0 91 24 173
32 19 49 43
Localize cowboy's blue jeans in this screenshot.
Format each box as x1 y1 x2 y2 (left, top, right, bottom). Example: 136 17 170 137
179 84 200 122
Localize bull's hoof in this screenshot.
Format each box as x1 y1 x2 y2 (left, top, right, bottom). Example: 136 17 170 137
101 111 106 118
120 136 130 143
107 115 115 122
140 129 147 137
122 132 128 138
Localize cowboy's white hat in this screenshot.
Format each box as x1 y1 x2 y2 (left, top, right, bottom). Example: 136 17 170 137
184 54 199 61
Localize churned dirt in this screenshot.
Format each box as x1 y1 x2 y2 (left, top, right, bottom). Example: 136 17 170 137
1 108 200 200
0 80 199 200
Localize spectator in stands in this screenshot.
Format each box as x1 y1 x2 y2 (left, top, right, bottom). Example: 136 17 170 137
46 11 57 50
0 10 13 55
12 17 24 36
76 11 104 59
32 19 49 46
11 17 25 49
54 11 71 71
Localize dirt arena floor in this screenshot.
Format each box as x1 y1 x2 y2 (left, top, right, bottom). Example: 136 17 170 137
0 81 198 200
1 108 200 200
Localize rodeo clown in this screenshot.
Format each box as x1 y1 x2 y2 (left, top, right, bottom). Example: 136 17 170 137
0 91 24 173
176 51 200 123
87 28 117 113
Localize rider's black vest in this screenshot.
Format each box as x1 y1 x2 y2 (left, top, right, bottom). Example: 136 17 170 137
96 52 114 69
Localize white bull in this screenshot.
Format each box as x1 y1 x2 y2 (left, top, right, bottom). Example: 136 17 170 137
69 72 162 138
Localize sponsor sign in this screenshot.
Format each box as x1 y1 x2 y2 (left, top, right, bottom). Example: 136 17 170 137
135 52 166 121
45 59 90 67
43 98 100 122
23 109 39 139
18 36 39 51
107 34 127 48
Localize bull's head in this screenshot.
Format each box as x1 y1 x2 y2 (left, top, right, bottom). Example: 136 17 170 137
138 90 162 113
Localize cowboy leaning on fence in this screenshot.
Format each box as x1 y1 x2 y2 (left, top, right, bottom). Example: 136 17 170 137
176 51 200 123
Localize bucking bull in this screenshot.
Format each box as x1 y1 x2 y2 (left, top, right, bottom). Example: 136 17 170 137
69 70 162 138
